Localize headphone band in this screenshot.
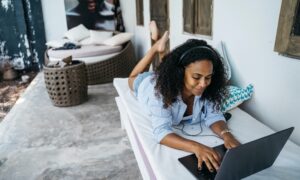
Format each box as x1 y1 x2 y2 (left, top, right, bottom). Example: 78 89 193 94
178 46 217 65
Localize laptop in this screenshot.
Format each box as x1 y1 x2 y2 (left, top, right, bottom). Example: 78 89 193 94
178 127 294 180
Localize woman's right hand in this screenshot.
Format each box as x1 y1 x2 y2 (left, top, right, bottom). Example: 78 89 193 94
192 143 221 172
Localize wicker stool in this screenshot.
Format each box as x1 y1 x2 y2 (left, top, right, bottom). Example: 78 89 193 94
44 60 88 107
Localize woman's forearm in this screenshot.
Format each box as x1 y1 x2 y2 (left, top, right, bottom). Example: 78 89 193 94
210 120 230 139
160 133 222 171
210 120 241 148
160 133 200 153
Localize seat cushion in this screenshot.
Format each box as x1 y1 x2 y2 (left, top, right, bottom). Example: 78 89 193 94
48 45 122 59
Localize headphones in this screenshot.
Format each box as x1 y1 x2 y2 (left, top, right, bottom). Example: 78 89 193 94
178 46 217 66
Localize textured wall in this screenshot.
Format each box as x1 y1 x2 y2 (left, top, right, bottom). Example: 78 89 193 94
0 0 46 71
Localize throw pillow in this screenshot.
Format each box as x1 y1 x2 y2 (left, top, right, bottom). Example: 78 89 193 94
64 24 90 41
90 30 113 44
103 32 133 46
79 37 93 46
221 84 254 112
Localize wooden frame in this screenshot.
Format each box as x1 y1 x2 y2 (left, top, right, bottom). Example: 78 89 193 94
183 0 213 36
274 0 300 58
150 0 170 69
136 0 144 26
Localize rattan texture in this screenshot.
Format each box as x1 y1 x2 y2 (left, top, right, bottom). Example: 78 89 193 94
85 41 137 85
43 60 88 107
44 41 137 85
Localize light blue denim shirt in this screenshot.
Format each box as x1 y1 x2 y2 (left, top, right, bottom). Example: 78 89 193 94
135 73 225 143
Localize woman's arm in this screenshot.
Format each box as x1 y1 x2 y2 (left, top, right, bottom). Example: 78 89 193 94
160 133 221 172
210 121 241 149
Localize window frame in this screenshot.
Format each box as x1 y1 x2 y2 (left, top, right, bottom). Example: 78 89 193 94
274 0 300 59
183 0 213 37
135 0 144 26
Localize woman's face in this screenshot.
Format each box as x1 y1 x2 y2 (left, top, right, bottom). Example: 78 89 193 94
183 60 213 96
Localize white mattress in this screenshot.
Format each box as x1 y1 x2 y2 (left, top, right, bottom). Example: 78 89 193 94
113 78 300 180
48 51 120 65
48 45 122 59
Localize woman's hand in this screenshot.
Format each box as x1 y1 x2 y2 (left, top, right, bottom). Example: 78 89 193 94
223 133 241 149
192 143 221 172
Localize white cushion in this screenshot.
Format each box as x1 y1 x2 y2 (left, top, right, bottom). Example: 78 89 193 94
216 41 232 81
45 39 79 48
90 30 113 44
49 52 121 65
103 32 133 46
79 37 93 46
113 78 300 179
48 45 122 58
64 24 90 41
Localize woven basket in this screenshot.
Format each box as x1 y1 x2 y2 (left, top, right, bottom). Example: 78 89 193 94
43 60 88 107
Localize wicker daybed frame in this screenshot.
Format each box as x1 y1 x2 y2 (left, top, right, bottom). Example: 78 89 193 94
44 41 137 85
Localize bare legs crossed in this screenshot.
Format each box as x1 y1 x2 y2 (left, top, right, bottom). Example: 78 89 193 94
128 21 169 91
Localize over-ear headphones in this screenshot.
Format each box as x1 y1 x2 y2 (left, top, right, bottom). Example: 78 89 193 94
178 46 217 66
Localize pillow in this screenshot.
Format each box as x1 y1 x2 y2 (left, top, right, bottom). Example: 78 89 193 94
90 30 113 44
221 84 254 112
103 32 133 46
79 37 93 46
216 41 232 81
64 24 90 41
46 39 79 48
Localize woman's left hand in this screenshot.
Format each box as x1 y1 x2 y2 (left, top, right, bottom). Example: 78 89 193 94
223 133 241 149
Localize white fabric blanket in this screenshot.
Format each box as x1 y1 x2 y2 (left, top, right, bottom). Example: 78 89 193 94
113 78 300 180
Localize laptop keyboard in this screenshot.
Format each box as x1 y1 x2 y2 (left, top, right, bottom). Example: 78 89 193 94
197 163 217 180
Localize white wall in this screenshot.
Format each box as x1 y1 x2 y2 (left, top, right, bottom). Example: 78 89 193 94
120 0 151 59
212 0 300 145
41 0 300 145
123 0 300 145
41 0 68 41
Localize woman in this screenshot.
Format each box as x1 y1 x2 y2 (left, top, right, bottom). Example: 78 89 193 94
128 25 240 172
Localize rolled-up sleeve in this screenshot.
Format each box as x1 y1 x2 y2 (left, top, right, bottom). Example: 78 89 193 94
148 98 173 143
204 101 225 127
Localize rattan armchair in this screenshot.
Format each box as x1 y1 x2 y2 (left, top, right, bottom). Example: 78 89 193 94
44 41 137 85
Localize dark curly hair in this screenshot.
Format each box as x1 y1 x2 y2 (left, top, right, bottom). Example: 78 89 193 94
154 39 228 109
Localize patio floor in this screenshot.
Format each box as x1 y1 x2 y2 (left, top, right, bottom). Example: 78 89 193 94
0 73 142 180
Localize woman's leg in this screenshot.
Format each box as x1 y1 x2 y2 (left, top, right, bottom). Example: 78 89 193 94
150 20 159 41
128 31 169 91
158 31 169 62
150 20 168 63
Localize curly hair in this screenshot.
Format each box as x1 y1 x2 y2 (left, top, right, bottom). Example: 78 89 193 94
154 39 228 109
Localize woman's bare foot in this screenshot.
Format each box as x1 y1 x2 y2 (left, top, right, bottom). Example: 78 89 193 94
156 31 169 53
149 20 159 41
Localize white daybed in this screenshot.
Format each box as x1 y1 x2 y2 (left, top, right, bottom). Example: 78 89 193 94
113 78 300 180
